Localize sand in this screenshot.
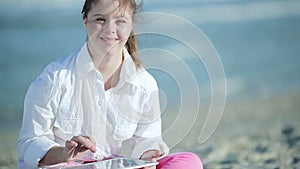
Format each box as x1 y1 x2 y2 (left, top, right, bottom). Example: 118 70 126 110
1 90 300 168
0 129 18 169
173 90 300 168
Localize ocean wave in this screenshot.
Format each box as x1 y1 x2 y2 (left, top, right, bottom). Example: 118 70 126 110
147 1 300 23
0 0 82 9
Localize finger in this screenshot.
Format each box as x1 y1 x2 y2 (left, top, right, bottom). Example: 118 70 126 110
141 150 161 161
84 136 96 153
152 150 162 159
143 166 156 169
71 136 91 148
65 140 78 151
75 145 90 153
71 136 96 153
89 144 96 153
64 140 79 160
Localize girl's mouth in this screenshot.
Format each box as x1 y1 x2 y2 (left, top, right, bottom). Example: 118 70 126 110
100 37 119 45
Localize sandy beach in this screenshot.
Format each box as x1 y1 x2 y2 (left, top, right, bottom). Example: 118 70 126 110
1 1 300 168
172 90 300 168
1 90 300 168
0 125 19 169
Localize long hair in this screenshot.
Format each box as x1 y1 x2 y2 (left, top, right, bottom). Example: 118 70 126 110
81 0 142 69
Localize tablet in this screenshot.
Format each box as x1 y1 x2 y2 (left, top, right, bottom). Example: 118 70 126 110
41 158 158 169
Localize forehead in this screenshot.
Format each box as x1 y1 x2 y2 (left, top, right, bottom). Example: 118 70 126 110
90 0 133 17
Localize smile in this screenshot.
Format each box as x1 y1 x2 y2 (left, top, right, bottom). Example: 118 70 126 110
100 37 119 45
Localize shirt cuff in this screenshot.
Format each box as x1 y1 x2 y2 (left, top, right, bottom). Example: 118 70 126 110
131 137 169 158
24 136 59 168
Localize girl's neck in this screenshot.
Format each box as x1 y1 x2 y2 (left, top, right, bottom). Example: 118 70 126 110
87 43 123 84
104 63 122 90
96 55 122 83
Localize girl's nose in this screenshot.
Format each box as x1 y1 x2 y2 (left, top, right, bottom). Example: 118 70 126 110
103 22 116 34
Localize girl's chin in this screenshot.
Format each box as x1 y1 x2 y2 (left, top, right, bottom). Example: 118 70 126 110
88 39 126 54
100 43 123 54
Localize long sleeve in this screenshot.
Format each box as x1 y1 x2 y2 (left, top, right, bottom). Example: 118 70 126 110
17 64 60 168
130 75 169 158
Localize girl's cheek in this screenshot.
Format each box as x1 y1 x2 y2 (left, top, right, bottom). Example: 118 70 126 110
119 28 132 40
88 24 102 37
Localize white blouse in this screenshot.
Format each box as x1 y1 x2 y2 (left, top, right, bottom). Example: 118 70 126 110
17 43 169 169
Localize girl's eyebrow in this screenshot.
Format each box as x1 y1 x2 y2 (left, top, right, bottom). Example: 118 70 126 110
116 15 130 19
93 13 105 17
93 13 130 20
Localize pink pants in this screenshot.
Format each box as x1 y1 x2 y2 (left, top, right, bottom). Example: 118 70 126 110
156 152 203 169
62 152 203 169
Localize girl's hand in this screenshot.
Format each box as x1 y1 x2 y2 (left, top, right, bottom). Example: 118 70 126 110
64 135 96 161
39 135 96 166
140 149 161 169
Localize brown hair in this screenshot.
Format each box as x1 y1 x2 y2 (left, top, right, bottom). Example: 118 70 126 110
81 0 142 69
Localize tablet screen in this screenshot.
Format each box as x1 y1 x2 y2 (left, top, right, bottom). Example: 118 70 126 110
42 158 158 169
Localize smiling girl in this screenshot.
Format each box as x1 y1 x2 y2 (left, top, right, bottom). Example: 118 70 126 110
17 0 203 168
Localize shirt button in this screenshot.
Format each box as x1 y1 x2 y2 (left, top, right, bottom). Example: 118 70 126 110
65 125 72 130
98 99 105 106
95 153 103 160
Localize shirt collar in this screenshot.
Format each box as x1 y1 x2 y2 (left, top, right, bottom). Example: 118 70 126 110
119 47 138 85
75 43 139 85
75 43 96 80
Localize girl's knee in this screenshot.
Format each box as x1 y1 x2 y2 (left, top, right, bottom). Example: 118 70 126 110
169 152 203 169
179 152 202 163
184 152 203 169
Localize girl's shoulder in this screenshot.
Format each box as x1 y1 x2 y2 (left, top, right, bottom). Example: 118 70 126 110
35 49 79 86
131 68 158 92
46 50 79 74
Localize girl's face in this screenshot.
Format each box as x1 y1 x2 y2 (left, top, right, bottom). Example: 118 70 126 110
83 0 133 57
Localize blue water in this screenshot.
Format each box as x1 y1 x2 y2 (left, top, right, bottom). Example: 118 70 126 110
0 1 300 122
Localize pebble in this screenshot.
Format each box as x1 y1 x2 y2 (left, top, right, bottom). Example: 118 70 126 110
219 154 238 165
292 156 300 164
282 126 294 136
265 158 276 164
282 126 300 147
255 145 268 153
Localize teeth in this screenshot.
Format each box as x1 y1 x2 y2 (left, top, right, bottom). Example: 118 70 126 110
101 37 116 40
99 37 119 44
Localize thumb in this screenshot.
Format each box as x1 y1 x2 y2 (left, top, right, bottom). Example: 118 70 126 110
141 150 162 161
65 140 77 151
151 150 162 161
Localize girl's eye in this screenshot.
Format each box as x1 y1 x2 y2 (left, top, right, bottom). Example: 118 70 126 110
116 19 126 24
95 18 106 23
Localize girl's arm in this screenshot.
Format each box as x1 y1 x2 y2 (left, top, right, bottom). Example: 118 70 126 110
130 75 169 159
39 136 96 166
17 64 60 168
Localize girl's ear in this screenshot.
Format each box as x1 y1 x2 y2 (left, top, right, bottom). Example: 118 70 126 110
83 15 88 28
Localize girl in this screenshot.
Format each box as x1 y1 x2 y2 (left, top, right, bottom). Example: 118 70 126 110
17 0 203 168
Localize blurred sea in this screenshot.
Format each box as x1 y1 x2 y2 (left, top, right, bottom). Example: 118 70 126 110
0 0 300 129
